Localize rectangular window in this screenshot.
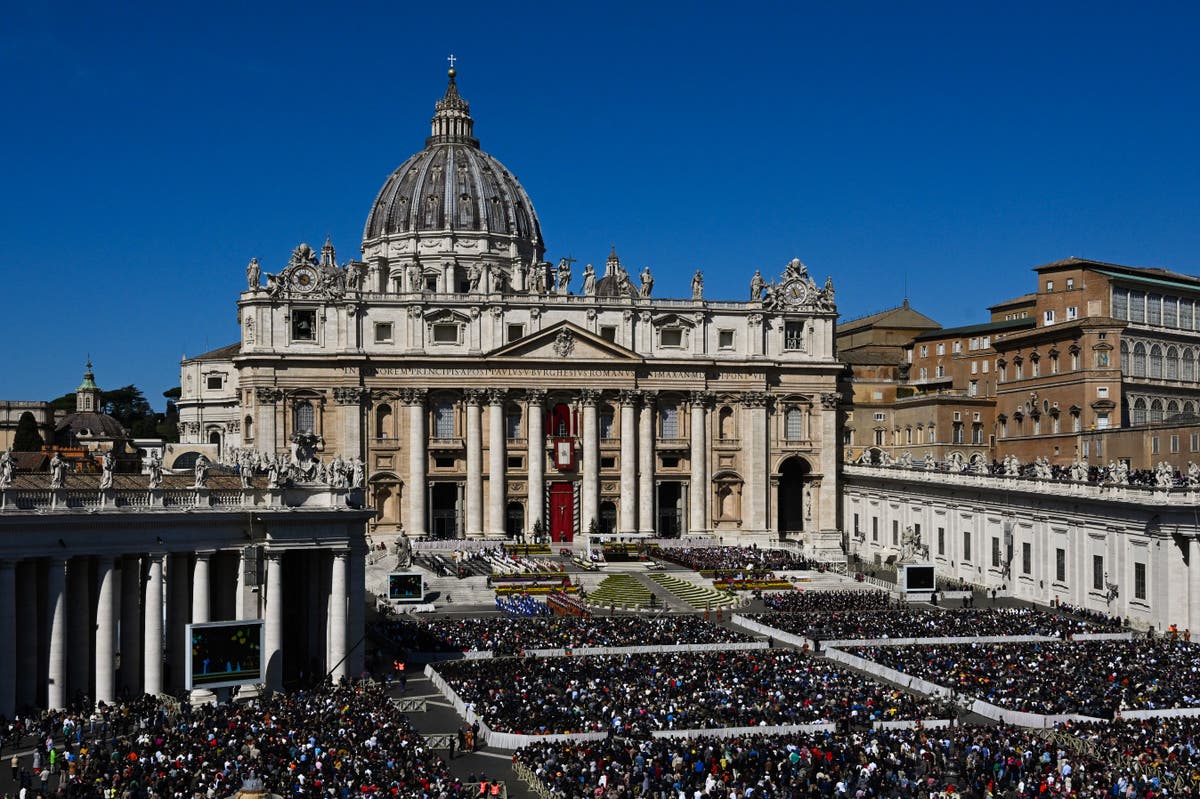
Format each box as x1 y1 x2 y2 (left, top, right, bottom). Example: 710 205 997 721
991 537 1001 568
1192 433 1199 452
1148 293 1163 325
937 527 945 556
971 361 978 375
1044 310 1056 325
507 455 523 469
660 406 679 438
206 375 222 390
920 345 928 357
1066 278 1074 290
873 412 886 422
291 309 317 341
1152 436 1160 455
1093 555 1104 591
982 337 991 348
1134 562 1146 600
786 410 803 440
1022 542 1031 574
1056 548 1066 582
971 425 983 444
1066 306 1078 320
1031 360 1040 377
434 456 456 469
600 326 617 342
982 360 989 373
952 424 964 444
1171 435 1180 453
963 531 972 562
600 456 616 469
872 517 879 542
507 324 525 343
892 520 899 546
1165 297 1179 328
660 328 683 348
432 323 459 344
1046 280 1055 291
936 365 945 378
1129 290 1146 323
784 322 804 350
374 322 393 343
1112 287 1129 319
953 341 962 353
718 330 735 349
1182 300 1194 331
853 513 860 534
936 343 945 356
968 380 978 396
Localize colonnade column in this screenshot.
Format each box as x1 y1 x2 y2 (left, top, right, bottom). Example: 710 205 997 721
638 392 655 534
264 550 284 691
94 556 116 707
68 559 91 698
405 389 428 537
487 389 507 538
143 554 164 696
329 550 348 681
347 539 366 678
688 392 711 534
742 392 770 534
119 555 142 695
0 561 14 717
46 556 67 710
16 563 36 709
187 552 212 701
526 390 546 535
1190 538 1200 633
618 391 638 533
465 389 484 537
580 389 600 531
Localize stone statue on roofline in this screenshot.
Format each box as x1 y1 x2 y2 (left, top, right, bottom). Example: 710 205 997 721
99 450 116 490
49 452 69 488
193 454 211 489
750 270 766 302
691 270 704 300
582 263 596 296
147 450 163 488
0 448 15 488
246 258 261 291
640 266 654 297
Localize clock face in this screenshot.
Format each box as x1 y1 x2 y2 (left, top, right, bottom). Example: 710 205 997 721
292 266 318 293
781 277 810 306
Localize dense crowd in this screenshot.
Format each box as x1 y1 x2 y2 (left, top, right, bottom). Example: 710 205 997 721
652 546 809 574
513 724 1161 799
11 683 475 799
762 589 897 613
375 614 755 656
436 650 939 735
851 639 1200 718
1073 716 1200 786
749 607 1121 641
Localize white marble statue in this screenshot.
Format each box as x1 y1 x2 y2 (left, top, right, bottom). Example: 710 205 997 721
582 263 596 296
147 450 163 489
350 457 365 489
1156 460 1175 488
691 270 704 300
639 266 654 297
924 453 936 470
556 258 571 293
267 456 281 490
49 452 69 488
246 257 261 291
0 448 14 488
99 450 116 490
1188 461 1200 488
750 270 765 301
193 454 211 489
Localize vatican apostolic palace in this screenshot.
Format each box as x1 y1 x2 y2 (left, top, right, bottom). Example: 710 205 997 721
178 69 843 552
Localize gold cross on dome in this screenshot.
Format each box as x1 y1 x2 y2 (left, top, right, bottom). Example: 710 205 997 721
447 54 457 69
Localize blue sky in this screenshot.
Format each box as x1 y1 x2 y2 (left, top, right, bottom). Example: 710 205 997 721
3 2 1198 408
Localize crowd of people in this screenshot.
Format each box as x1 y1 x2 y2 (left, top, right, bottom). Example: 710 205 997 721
651 546 810 574
749 606 1120 641
4 683 479 799
436 650 940 735
512 723 1168 799
374 614 755 656
762 589 897 613
851 639 1200 718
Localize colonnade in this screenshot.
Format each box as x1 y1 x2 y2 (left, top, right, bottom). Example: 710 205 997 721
0 544 364 716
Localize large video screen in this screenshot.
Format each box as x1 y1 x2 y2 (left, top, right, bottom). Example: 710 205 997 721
186 620 265 690
903 564 935 592
388 572 425 603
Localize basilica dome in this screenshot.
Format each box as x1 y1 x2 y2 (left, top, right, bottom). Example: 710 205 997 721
362 69 544 268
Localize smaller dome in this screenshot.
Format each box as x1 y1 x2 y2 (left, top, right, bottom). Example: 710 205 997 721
55 412 128 441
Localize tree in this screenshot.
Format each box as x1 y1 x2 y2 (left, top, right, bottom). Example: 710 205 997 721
11 412 43 451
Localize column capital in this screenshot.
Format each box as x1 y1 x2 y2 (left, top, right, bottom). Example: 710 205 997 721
255 387 284 405
263 549 284 562
485 388 508 406
740 391 771 409
399 387 428 406
617 389 640 407
689 391 716 409
640 390 657 410
464 388 487 406
525 388 547 405
820 391 841 410
579 388 602 406
333 386 369 406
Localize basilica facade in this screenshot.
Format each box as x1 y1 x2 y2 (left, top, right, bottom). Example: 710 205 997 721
180 69 843 548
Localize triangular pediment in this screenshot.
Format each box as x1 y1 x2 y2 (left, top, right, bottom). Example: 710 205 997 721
488 321 641 362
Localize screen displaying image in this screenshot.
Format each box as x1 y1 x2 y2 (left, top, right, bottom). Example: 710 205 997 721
186 620 264 690
388 572 425 602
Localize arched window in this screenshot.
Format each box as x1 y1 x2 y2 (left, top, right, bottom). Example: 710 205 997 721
785 408 803 441
433 399 455 438
1167 346 1180 380
599 404 615 439
1167 400 1180 418
1150 344 1163 378
244 415 254 441
1185 400 1196 415
1120 340 1129 372
1132 397 1147 425
294 401 315 434
506 405 522 439
1184 349 1195 382
1132 343 1147 377
718 406 734 440
659 403 679 438
1150 398 1164 424
208 430 221 446
375 404 392 439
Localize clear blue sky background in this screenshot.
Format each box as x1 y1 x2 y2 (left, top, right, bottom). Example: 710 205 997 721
3 2 1198 409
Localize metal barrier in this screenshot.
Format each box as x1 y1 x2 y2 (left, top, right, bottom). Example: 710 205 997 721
512 760 551 799
391 697 428 712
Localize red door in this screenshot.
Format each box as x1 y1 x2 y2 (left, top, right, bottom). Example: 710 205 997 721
549 482 574 542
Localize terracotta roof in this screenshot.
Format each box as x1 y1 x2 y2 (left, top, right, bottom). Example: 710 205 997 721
185 342 240 363
911 316 1035 342
841 349 906 366
986 293 1037 311
1033 256 1200 288
837 301 940 334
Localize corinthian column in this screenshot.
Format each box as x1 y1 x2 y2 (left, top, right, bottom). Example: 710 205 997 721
46 556 68 710
618 391 638 533
742 392 770 534
526 390 546 535
580 389 601 531
465 389 485 537
689 392 711 534
487 389 507 537
638 393 655 534
405 389 428 537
